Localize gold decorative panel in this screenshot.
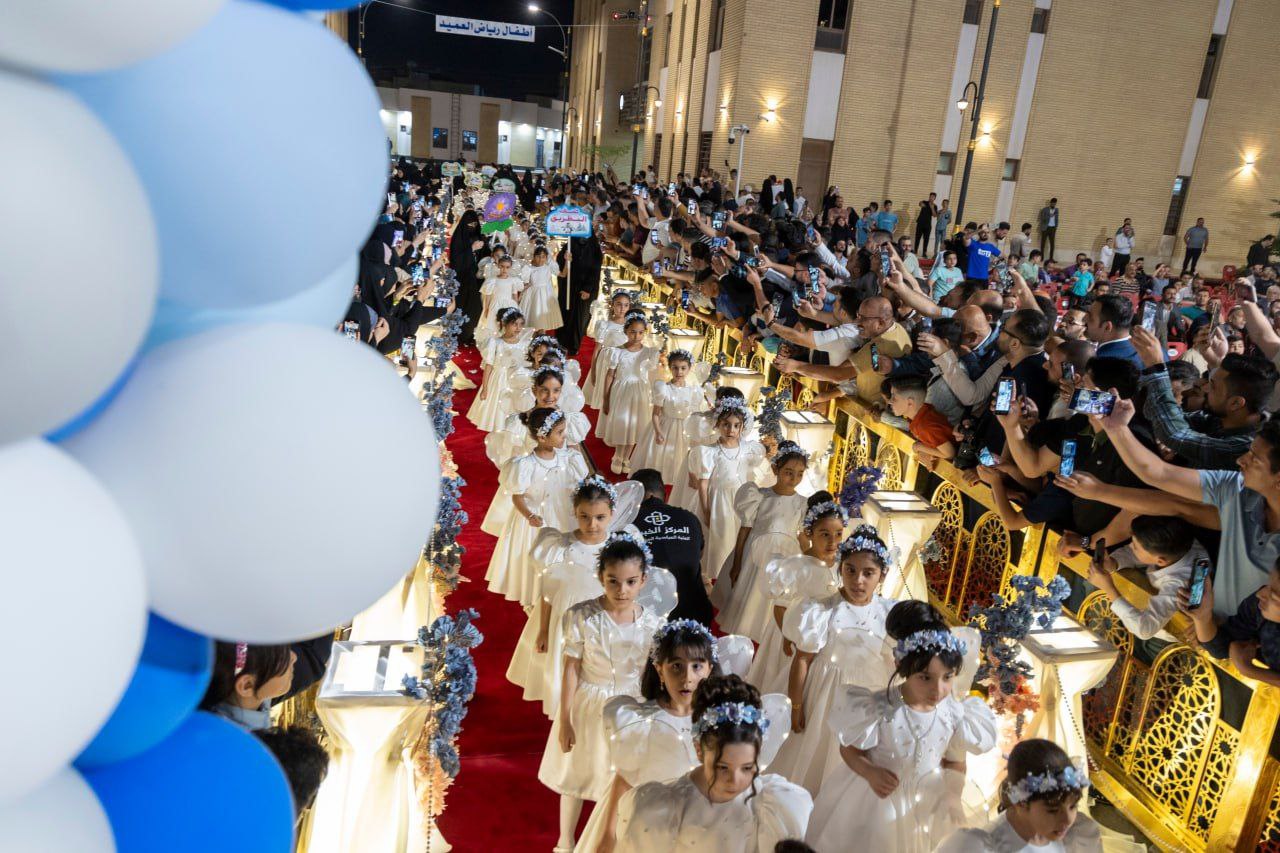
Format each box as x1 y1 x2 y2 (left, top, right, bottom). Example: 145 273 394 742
875 444 902 490
926 482 963 602
1078 592 1135 754
955 511 1010 615
1186 725 1238 841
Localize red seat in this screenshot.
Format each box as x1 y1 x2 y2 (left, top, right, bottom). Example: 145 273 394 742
1166 342 1187 358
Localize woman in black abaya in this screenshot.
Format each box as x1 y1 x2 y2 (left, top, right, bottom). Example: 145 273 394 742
449 210 488 345
554 230 602 355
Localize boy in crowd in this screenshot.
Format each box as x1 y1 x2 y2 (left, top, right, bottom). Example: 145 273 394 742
1183 556 1280 689
1089 515 1209 639
884 375 957 465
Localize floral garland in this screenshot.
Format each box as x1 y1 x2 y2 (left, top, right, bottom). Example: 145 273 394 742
838 465 884 517
756 386 791 443
424 475 468 596
967 574 1070 735
402 609 484 793
421 372 457 442
706 351 728 384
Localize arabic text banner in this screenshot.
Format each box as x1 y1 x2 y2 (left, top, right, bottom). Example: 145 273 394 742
435 16 535 43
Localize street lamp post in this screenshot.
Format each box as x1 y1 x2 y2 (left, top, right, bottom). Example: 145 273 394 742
953 0 1001 230
529 5 570 169
627 1 650 181
565 106 579 169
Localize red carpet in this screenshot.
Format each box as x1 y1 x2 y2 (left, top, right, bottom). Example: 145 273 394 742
438 337 609 851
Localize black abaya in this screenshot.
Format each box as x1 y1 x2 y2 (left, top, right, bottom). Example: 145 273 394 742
449 214 483 344
554 235 602 355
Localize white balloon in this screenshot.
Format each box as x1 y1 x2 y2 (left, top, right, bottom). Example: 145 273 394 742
65 324 441 642
0 441 146 803
0 73 157 445
0 768 114 851
0 0 225 73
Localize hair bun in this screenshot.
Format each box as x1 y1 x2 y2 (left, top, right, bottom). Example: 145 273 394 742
692 674 760 720
884 599 948 641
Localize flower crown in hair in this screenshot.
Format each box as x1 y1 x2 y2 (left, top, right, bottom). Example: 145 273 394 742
572 474 618 506
623 309 649 326
532 365 564 385
530 334 559 353
611 288 638 304
692 702 770 739
892 629 967 663
803 500 848 532
496 306 524 325
535 409 565 437
650 619 718 663
772 440 811 465
667 348 694 365
599 530 653 570
1005 763 1090 805
837 524 891 566
713 397 750 421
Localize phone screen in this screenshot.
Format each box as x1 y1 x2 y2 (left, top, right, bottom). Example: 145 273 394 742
1141 300 1157 333
807 266 820 287
668 182 676 195
650 230 661 246
993 378 1015 415
1070 388 1116 416
712 212 726 231
686 200 697 215
1062 362 1075 382
401 336 416 362
918 316 932 332
880 249 891 276
1058 439 1077 478
978 447 997 467
652 261 662 276
680 288 691 310
343 321 360 341
1187 557 1212 608
392 230 404 246
869 343 880 371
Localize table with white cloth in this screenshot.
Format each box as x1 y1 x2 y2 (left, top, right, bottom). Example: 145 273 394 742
859 490 941 602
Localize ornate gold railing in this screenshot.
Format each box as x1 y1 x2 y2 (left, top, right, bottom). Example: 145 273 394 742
605 253 1280 851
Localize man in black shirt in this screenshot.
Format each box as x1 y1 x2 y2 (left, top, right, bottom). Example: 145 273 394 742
630 468 711 626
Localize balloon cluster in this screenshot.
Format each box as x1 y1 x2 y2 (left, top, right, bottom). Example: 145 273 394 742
1 3 439 850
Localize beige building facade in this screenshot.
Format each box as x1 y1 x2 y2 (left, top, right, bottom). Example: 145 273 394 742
567 0 1280 274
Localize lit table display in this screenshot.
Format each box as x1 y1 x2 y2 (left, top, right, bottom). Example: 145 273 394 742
781 410 835 497
859 490 941 602
664 326 708 359
718 366 766 404
303 640 442 853
350 554 442 642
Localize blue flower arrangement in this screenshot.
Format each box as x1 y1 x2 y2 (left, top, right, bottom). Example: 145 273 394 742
967 574 1070 733
756 386 791 442
402 609 484 781
707 352 728 384
425 476 468 594
422 372 456 441
838 465 883 516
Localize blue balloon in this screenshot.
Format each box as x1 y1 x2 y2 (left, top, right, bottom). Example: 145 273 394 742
76 614 213 769
57 1 386 311
44 358 138 443
143 254 359 350
85 713 294 852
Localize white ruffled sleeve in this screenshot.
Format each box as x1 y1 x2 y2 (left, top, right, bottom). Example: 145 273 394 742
687 445 715 480
530 528 569 569
565 448 590 483
780 597 832 654
498 455 534 496
560 604 587 660
564 357 581 384
605 699 696 787
560 382 586 414
733 482 767 526
652 380 671 408
608 346 625 369
684 412 716 446
715 634 756 678
751 774 814 853
615 782 680 853
943 695 999 762
563 412 590 445
826 685 888 749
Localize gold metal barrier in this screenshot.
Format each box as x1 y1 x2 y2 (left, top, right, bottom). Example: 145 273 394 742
604 253 1280 851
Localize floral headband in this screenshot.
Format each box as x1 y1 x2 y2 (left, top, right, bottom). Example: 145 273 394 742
611 289 639 305
650 619 718 663
1006 763 1090 805
234 642 248 676
572 474 618 506
623 309 649 327
892 629 967 663
496 306 524 325
667 348 694 365
599 530 653 570
532 365 564 386
837 525 891 566
773 440 811 464
535 409 565 437
803 500 848 532
713 397 751 422
692 702 770 740
530 334 559 353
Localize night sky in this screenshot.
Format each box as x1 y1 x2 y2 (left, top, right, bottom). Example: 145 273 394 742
349 0 575 101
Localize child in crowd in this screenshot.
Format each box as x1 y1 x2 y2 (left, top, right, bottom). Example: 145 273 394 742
614 675 813 852
467 307 529 432
200 642 297 731
886 375 957 466
628 348 708 486
806 601 996 852
485 407 588 608
1069 259 1094 309
477 256 523 347
747 495 848 694
583 290 635 409
1089 515 1209 639
1183 555 1280 689
935 739 1100 852
538 534 671 852
600 311 662 474
506 475 643 718
770 526 898 794
682 398 768 585
520 245 563 331
714 442 811 639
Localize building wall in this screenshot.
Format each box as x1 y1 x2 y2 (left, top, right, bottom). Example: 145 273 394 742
568 0 1280 273
378 87 563 168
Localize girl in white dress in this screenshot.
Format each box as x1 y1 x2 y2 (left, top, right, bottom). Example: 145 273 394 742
628 349 709 490
484 366 590 469
673 386 753 509
713 441 811 637
485 408 589 608
583 290 634 409
614 675 813 853
936 739 1101 853
476 256 523 348
519 244 564 331
539 534 672 853
466 307 528 432
805 601 998 853
681 398 767 585
601 312 661 474
746 494 847 695
769 524 898 793
506 475 644 718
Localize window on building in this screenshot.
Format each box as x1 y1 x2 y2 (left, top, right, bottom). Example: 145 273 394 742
937 152 956 175
709 0 727 51
1163 175 1191 236
1030 7 1049 34
662 13 672 65
814 0 851 52
1002 158 1020 181
963 0 982 25
1197 35 1223 99
462 130 477 152
696 131 713 175
432 128 449 149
